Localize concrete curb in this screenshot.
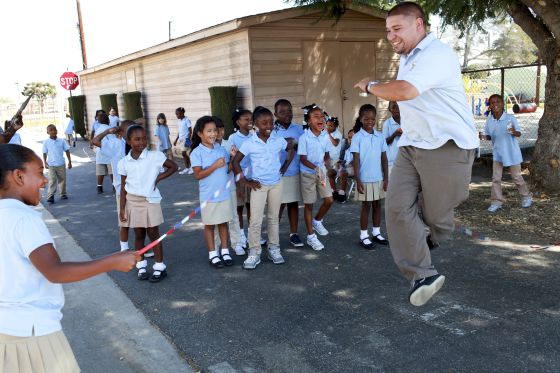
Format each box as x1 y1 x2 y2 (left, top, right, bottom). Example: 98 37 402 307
41 204 195 373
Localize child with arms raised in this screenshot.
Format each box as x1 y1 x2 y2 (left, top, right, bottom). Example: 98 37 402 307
118 125 178 282
350 104 389 249
0 143 138 372
190 116 235 269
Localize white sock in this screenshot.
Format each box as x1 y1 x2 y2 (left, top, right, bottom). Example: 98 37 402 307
372 227 381 236
221 248 230 256
313 219 322 225
153 262 166 271
136 259 147 270
209 250 218 260
360 230 369 239
307 233 316 240
338 190 345 195
119 241 129 251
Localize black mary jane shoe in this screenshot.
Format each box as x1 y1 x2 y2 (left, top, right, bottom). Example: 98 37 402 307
149 269 167 283
221 253 234 266
360 237 375 250
209 255 224 269
372 234 389 245
137 269 150 281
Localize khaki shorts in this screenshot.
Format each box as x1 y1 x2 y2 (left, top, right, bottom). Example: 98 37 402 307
201 199 233 225
280 174 302 204
96 163 112 176
356 181 385 202
300 171 332 204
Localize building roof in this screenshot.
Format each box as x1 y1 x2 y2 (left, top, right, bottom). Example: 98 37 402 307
79 4 386 76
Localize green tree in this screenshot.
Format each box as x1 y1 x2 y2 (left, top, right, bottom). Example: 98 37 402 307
289 0 560 193
21 82 57 115
491 22 538 66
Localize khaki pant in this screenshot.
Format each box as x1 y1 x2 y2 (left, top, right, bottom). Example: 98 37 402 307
48 165 67 198
214 190 242 248
386 141 475 282
491 162 530 205
248 182 282 251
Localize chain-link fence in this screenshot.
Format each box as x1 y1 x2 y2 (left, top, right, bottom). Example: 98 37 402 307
462 64 545 155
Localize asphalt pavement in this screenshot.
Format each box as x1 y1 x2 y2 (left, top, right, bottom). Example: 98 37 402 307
28 130 560 373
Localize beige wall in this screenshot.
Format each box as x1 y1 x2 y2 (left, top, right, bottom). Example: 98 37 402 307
249 10 399 132
80 30 252 146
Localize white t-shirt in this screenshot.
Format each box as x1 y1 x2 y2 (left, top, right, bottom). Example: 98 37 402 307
0 199 64 337
117 149 167 203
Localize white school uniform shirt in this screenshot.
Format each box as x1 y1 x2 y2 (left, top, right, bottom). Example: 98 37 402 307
95 124 114 164
382 117 401 166
484 112 523 167
178 117 191 142
42 137 69 167
117 148 167 203
108 114 120 128
99 136 127 195
327 129 343 162
64 119 74 135
0 199 64 337
396 32 479 150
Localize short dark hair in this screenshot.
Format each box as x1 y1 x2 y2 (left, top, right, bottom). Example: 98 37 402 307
212 116 225 128
274 99 292 112
387 2 428 27
252 106 273 123
98 113 109 125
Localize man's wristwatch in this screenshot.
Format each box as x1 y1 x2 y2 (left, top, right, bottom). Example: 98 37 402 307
366 80 380 95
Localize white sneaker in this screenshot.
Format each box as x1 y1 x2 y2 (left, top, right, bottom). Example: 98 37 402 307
186 167 194 175
178 168 189 175
487 204 501 213
243 249 261 270
234 244 246 256
522 196 532 208
144 250 155 258
267 246 285 264
306 234 324 251
312 220 329 236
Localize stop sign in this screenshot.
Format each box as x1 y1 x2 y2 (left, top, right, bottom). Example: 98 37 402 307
60 72 79 90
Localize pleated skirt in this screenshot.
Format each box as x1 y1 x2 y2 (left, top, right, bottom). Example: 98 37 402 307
0 330 80 373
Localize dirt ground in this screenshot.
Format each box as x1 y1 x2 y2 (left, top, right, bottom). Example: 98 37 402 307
456 157 560 247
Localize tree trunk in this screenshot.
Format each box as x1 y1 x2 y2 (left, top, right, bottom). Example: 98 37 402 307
529 53 560 192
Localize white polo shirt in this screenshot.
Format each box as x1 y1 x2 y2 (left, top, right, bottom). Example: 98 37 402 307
0 199 64 337
396 32 479 150
117 149 167 203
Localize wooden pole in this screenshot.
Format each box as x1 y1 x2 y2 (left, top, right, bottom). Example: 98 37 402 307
76 0 88 69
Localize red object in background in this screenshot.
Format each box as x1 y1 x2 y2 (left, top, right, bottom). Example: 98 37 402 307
60 72 79 90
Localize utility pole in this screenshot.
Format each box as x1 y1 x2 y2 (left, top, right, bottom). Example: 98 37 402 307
76 0 88 69
169 21 172 41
